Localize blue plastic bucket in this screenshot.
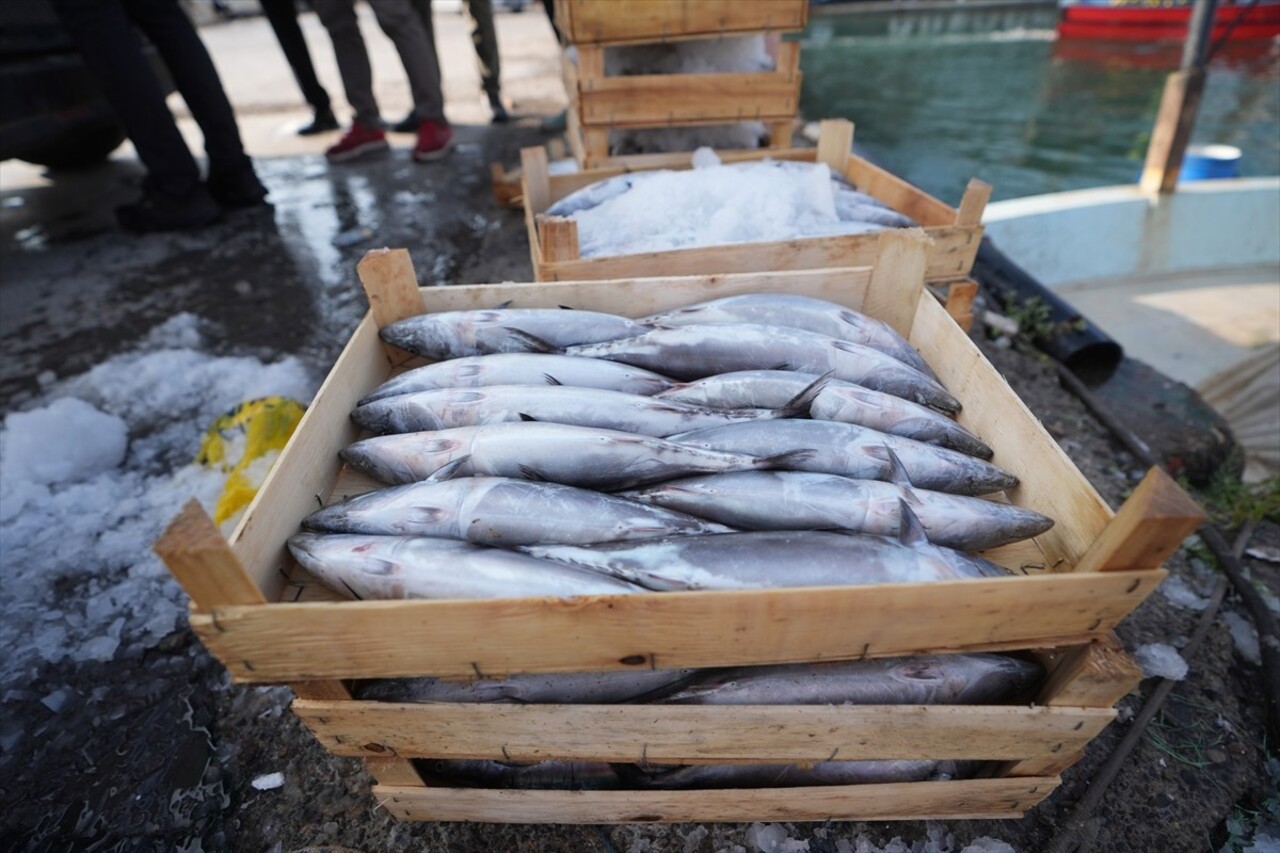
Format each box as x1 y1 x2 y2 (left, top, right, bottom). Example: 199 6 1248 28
1180 145 1243 181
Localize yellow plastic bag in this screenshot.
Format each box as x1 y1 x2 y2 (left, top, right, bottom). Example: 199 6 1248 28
197 397 306 527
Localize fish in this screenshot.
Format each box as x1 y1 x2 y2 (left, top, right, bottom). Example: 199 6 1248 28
350 380 822 437
668 420 1015 495
657 369 993 459
379 308 649 360
567 324 960 413
301 477 734 546
658 653 1041 706
340 423 813 490
418 759 623 790
286 533 643 600
641 293 934 379
623 471 1053 552
359 353 675 404
522 522 1009 592
545 172 663 217
619 759 956 789
357 668 703 704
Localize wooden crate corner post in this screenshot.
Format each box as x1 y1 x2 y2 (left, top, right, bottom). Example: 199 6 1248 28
863 229 932 337
815 118 855 175
358 249 426 362
1073 466 1205 574
535 214 581 266
955 178 993 228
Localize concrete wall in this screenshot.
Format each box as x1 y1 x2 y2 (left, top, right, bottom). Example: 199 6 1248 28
981 178 1280 288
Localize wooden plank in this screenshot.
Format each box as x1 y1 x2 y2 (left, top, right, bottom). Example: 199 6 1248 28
1072 466 1205 573
537 226 979 284
519 145 552 216
844 156 958 228
558 0 808 46
374 776 1057 823
908 295 1115 567
154 499 266 610
294 701 1113 764
815 118 854 175
862 230 930 337
189 570 1162 682
955 179 993 227
226 316 385 601
536 215 580 262
576 70 799 128
943 279 979 331
358 249 424 368
1140 69 1206 195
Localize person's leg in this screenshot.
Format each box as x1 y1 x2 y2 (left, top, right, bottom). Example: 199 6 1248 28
260 0 335 128
366 0 445 124
464 0 501 102
390 0 441 132
311 0 382 129
49 0 222 229
121 0 266 206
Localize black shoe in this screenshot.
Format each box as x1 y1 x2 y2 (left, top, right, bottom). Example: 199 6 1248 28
298 107 340 136
116 184 222 233
489 99 511 124
390 112 418 134
208 167 269 209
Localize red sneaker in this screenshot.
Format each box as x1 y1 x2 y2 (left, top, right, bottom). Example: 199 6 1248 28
412 120 454 162
325 123 389 163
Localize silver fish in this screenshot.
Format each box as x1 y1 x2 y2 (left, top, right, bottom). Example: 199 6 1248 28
359 354 674 404
341 423 811 490
658 370 993 459
302 477 733 546
641 293 934 379
350 383 818 437
380 308 648 360
420 759 623 790
568 324 960 413
659 654 1041 706
624 471 1053 552
546 172 663 217
668 420 1014 495
622 759 954 789
523 526 1008 591
357 668 702 704
287 533 642 600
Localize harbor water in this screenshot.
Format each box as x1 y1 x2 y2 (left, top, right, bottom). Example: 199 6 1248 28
799 5 1280 204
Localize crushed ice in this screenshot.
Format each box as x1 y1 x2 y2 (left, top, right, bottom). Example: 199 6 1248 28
1133 643 1190 681
0 312 316 686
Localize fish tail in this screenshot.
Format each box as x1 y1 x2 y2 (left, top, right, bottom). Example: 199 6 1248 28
755 448 815 470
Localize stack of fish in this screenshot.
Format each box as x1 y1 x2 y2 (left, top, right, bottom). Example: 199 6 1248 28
286 293 1054 789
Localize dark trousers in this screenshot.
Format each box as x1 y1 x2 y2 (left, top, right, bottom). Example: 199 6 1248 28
260 0 331 114
410 0 502 99
51 0 251 198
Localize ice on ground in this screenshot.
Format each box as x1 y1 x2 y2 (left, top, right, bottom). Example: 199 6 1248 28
1133 643 1190 681
0 398 128 488
1159 573 1211 610
251 772 285 791
747 823 809 853
1224 611 1263 666
0 313 316 686
961 840 1018 853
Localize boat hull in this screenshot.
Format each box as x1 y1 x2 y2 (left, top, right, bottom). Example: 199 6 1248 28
1057 2 1280 41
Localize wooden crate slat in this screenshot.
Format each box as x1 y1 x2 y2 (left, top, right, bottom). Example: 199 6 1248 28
374 776 1058 823
557 0 809 46
191 570 1161 682
293 701 1113 764
577 70 799 128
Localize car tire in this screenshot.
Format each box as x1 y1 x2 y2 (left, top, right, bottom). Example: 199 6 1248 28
23 120 127 171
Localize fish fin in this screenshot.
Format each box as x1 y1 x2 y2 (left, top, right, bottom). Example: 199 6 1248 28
756 448 815 469
494 299 514 309
338 579 365 601
897 499 930 548
882 445 915 489
517 464 549 482
426 456 471 482
558 304 575 310
518 412 539 422
543 373 563 386
777 373 831 417
506 328 559 353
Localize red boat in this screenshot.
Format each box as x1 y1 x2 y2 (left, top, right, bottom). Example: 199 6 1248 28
1058 0 1280 41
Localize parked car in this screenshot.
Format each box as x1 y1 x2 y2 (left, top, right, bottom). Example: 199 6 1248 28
0 0 172 170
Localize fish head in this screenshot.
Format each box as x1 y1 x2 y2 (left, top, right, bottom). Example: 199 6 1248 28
350 400 399 434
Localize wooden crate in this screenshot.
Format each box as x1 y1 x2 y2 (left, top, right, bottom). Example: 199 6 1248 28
553 0 809 46
563 38 802 167
155 239 1202 823
523 119 993 285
